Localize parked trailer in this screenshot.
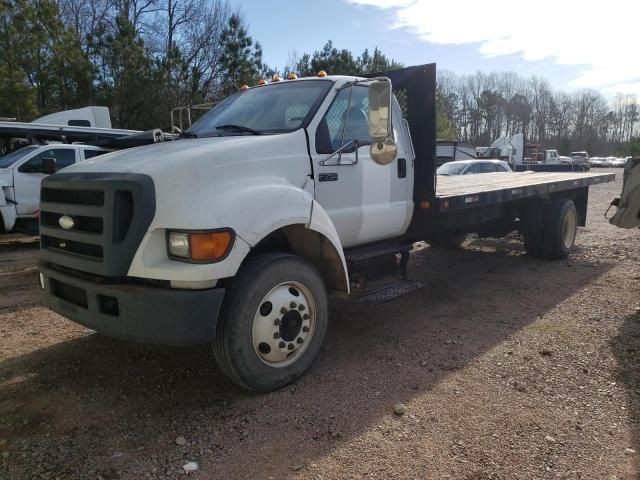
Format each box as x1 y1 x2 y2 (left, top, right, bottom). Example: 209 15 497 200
37 64 614 392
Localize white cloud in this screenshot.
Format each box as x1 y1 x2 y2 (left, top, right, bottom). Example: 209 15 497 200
347 0 640 95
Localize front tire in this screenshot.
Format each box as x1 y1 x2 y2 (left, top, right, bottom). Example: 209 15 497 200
213 253 328 392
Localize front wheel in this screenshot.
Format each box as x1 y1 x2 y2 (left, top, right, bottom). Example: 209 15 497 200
213 253 328 392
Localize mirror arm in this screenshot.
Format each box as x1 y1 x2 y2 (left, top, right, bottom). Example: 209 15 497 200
320 139 359 166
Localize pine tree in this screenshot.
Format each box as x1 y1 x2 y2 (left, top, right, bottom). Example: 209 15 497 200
0 0 93 119
218 14 262 93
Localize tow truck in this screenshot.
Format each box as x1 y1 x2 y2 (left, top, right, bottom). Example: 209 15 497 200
37 64 614 391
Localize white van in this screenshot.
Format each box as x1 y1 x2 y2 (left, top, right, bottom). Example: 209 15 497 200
0 144 110 231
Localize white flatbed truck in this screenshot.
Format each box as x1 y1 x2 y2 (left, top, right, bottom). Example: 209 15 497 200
37 64 614 391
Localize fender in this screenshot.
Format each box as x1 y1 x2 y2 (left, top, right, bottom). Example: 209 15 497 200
307 199 350 293
127 180 314 283
246 199 350 294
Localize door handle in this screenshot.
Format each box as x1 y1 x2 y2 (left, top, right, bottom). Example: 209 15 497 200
397 158 406 178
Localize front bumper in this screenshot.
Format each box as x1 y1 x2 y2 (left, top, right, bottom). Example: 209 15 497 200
39 264 225 346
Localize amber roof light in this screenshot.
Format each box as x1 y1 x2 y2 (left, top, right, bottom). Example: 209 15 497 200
317 70 327 77
287 73 298 80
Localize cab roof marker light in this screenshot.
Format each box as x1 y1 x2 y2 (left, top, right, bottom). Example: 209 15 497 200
272 74 282 82
258 79 267 85
317 70 327 77
239 84 249 91
287 73 298 80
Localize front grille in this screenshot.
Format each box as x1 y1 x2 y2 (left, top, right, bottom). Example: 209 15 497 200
39 173 155 277
40 211 103 234
42 188 104 206
42 235 104 259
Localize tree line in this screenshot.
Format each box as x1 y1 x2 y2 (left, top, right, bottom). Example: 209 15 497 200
437 70 639 155
0 0 401 131
1 0 638 155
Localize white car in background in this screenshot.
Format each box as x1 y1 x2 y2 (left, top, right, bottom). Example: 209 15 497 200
436 159 512 176
611 157 627 168
0 144 111 232
590 157 605 167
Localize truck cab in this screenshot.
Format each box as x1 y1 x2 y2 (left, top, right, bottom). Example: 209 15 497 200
0 144 110 231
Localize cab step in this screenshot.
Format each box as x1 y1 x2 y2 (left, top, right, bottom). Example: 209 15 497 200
345 241 414 292
353 279 425 305
344 241 412 264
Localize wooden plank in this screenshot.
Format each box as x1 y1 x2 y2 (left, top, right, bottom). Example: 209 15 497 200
434 172 615 212
436 172 614 197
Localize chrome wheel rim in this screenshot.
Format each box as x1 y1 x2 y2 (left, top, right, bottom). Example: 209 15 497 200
562 209 577 249
252 281 316 368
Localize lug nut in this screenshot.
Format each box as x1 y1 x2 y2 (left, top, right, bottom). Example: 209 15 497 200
273 332 280 339
287 343 295 350
302 326 310 333
274 319 281 326
279 341 286 348
298 304 305 311
297 337 303 344
280 307 288 315
290 302 297 309
303 314 310 320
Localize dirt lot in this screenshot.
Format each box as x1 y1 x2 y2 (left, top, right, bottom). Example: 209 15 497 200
1 169 639 480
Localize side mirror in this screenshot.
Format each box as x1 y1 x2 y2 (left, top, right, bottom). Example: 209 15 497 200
42 157 56 175
368 79 397 165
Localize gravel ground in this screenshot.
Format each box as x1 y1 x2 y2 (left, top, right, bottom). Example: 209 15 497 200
1 169 639 480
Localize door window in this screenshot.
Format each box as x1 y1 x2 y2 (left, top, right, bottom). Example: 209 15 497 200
316 86 371 154
464 163 483 174
19 148 76 173
83 149 108 160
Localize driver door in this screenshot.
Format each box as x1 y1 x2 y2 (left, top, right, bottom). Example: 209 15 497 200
310 85 412 248
15 147 77 215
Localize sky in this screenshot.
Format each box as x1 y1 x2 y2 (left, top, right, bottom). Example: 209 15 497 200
239 0 640 97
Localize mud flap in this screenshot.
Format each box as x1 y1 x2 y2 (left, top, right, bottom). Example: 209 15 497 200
609 157 640 229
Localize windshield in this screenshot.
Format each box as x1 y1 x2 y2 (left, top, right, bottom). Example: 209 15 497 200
187 80 332 137
0 146 38 168
437 162 467 176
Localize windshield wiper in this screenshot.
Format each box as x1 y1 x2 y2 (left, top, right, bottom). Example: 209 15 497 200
179 131 198 139
215 124 262 135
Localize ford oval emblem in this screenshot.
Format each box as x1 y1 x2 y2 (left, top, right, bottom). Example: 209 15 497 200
58 215 75 230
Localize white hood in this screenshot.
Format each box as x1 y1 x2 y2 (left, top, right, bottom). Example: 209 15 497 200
65 129 310 178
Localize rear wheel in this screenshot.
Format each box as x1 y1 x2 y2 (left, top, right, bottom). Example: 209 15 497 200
522 205 546 258
522 199 577 260
213 253 328 392
543 199 577 259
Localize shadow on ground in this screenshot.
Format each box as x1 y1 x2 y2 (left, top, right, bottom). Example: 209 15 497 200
0 241 615 479
612 311 640 477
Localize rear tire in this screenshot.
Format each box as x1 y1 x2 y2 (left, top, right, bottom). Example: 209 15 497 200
213 253 328 392
543 199 577 259
522 205 546 258
522 199 577 260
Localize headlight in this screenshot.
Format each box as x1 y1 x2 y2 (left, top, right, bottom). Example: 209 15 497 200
167 229 234 263
168 232 190 258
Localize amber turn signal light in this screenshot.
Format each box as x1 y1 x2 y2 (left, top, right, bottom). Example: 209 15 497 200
190 231 234 261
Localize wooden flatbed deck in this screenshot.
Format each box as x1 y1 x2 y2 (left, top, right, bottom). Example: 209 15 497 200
435 172 615 211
